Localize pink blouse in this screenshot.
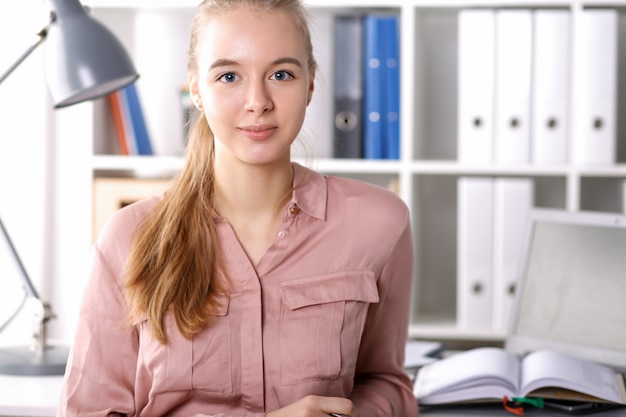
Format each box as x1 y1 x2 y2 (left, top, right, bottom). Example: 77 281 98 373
57 163 418 417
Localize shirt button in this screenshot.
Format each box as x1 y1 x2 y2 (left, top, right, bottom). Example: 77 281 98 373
277 231 286 239
289 206 299 215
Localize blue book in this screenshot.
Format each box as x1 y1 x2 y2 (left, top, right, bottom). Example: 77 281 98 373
382 16 400 160
123 83 153 155
363 15 385 159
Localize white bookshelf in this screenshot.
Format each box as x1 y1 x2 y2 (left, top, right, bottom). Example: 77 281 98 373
45 0 626 345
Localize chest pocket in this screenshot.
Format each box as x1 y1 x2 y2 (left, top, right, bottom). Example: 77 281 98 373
136 294 233 403
190 295 232 393
278 270 379 385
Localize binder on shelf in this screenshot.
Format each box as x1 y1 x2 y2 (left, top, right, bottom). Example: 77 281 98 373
574 9 617 165
363 14 400 160
363 14 385 159
332 15 364 159
123 83 154 156
457 177 494 329
457 10 495 164
492 178 534 331
382 15 400 160
121 87 139 155
494 10 531 165
108 90 131 156
531 10 570 165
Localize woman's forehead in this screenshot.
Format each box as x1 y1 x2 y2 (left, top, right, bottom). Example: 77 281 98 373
199 7 306 58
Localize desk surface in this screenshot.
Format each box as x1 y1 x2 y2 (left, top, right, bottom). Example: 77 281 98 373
1 375 625 417
0 375 61 417
420 404 626 416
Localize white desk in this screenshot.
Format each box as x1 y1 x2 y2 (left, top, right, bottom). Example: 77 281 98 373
4 375 625 417
0 375 62 417
420 404 626 416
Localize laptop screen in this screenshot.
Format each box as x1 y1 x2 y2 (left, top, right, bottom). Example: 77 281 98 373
505 208 626 371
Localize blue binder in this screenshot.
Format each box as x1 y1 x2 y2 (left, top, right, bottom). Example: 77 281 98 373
363 15 385 159
382 16 400 160
363 15 400 160
123 83 154 156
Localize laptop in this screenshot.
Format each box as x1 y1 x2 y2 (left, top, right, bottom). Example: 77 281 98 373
505 208 626 374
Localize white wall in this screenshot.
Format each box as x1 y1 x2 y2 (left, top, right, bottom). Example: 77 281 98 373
0 1 52 346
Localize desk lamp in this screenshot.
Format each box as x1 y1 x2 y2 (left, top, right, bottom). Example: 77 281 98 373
0 0 138 375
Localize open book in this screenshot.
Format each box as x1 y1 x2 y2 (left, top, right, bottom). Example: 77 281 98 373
414 347 626 406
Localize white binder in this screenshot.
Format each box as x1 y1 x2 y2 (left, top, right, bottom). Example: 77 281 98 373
531 10 570 165
574 10 617 165
457 177 494 329
494 10 532 165
457 10 495 164
492 178 534 331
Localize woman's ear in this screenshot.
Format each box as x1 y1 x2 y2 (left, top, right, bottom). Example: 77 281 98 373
188 74 203 111
306 69 315 106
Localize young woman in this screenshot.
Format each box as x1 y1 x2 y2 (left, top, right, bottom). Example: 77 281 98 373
57 0 417 416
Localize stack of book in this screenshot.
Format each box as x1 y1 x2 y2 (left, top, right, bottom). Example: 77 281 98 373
108 82 154 156
414 347 626 413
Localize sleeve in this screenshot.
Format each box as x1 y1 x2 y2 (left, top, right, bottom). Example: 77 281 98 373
56 243 138 417
349 209 419 417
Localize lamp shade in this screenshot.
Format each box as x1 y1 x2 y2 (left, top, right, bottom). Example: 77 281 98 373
44 0 139 108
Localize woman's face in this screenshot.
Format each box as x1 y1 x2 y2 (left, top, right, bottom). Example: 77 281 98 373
189 6 314 167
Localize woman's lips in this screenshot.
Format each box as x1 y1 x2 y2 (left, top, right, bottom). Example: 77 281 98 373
239 125 277 141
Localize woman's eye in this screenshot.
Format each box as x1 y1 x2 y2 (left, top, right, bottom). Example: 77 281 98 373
271 70 293 81
219 72 238 83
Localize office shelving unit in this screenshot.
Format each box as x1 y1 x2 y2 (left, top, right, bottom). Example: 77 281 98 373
51 0 626 344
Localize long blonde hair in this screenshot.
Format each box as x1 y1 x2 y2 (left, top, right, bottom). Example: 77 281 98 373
124 0 317 344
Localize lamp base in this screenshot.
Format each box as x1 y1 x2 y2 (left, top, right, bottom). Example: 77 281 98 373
0 345 69 376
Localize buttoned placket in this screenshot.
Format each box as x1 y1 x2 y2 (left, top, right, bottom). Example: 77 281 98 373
215 218 266 411
275 204 300 241
217 204 301 412
255 203 300 277
276 203 300 245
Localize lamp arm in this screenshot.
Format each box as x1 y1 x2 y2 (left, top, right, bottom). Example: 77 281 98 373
0 217 40 299
0 16 53 86
1 201 59 358
0 214 57 355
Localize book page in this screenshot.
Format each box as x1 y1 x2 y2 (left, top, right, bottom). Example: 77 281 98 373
414 347 520 404
520 350 626 404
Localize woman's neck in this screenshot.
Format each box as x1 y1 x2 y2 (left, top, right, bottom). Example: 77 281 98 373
213 159 294 265
214 159 294 221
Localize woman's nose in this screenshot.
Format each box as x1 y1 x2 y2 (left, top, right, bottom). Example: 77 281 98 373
244 79 273 114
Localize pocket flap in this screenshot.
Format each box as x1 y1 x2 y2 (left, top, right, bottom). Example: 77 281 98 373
280 270 379 310
207 293 230 316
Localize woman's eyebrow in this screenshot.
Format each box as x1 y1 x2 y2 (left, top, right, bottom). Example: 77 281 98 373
209 58 238 71
271 57 303 68
208 57 303 71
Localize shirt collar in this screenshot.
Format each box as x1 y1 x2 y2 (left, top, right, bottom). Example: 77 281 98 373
291 162 327 221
